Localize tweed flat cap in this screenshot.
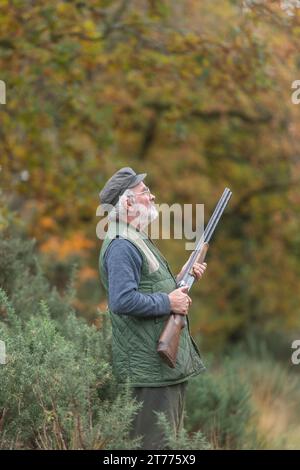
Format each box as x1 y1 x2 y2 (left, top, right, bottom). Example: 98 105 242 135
99 167 147 209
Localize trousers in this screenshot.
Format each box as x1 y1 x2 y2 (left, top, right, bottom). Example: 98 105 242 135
130 381 188 450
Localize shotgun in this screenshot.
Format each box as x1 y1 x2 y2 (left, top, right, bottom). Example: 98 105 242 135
157 188 232 368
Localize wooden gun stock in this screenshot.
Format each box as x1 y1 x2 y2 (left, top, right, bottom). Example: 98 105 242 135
157 314 185 368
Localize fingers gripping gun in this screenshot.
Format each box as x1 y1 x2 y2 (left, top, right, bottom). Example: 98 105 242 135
157 188 232 368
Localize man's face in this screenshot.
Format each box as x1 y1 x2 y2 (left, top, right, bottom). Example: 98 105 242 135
131 182 154 205
129 182 158 227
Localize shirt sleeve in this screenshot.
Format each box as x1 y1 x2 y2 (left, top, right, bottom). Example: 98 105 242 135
103 238 171 318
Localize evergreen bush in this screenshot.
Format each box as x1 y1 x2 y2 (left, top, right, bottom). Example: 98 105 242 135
185 358 259 449
0 224 140 449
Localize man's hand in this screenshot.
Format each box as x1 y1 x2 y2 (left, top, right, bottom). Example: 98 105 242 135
168 286 192 315
191 262 207 281
176 261 207 282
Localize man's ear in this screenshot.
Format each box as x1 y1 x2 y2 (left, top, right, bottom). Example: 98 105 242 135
124 194 134 213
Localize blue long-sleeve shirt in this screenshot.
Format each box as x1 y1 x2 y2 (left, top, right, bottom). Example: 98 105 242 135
103 238 172 318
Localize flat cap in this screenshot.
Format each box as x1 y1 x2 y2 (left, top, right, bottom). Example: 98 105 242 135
99 167 147 209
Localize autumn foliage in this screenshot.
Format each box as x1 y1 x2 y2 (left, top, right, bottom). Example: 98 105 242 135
1 1 300 356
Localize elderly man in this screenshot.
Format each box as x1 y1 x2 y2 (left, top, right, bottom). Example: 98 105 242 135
98 167 207 450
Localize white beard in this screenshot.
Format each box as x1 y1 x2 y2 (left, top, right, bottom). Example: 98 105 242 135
131 202 158 230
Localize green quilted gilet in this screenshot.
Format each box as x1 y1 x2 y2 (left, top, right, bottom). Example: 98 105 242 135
99 220 205 387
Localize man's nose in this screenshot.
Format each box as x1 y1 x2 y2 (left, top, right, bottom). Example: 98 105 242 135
150 193 155 201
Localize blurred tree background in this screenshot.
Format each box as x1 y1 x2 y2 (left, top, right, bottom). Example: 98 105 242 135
1 0 300 449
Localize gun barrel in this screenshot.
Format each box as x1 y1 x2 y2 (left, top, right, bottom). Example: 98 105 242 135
158 187 233 367
181 188 231 281
191 188 231 251
204 188 232 243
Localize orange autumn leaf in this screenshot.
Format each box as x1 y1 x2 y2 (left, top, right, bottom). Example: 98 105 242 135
40 233 95 260
39 216 57 231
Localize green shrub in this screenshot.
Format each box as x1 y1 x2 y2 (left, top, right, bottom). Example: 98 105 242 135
155 412 211 450
185 357 259 449
0 288 140 449
0 226 74 322
0 217 142 449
